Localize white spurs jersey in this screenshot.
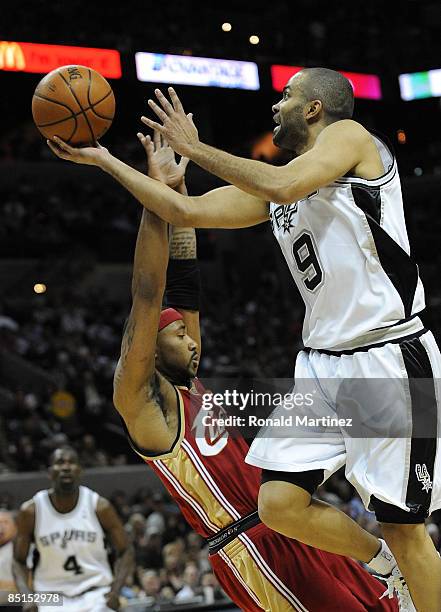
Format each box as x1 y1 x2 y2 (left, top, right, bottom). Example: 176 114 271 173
270 135 425 351
32 486 113 597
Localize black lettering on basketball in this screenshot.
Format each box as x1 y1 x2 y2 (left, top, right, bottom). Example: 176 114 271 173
67 66 82 81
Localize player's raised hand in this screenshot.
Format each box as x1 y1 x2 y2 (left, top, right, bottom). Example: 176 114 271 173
137 129 189 189
141 88 199 157
46 137 110 166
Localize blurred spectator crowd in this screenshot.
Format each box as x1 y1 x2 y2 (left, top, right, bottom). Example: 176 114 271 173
3 0 440 71
0 488 229 609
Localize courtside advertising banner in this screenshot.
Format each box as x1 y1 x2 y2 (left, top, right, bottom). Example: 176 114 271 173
0 41 122 78
271 65 382 100
135 52 260 90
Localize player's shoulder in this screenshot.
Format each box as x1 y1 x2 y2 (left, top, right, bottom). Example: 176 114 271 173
318 119 372 144
16 499 36 530
96 495 112 513
19 498 36 514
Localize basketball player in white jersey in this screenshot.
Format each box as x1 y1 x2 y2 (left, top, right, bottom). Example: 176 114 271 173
46 67 441 611
0 511 17 606
13 446 133 611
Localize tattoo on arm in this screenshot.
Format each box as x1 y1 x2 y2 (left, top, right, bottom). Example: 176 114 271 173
147 372 167 416
120 316 136 364
169 227 196 259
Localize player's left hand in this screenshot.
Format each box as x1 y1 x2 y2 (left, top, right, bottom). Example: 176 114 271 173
137 129 190 189
47 137 110 166
141 88 199 157
105 590 120 610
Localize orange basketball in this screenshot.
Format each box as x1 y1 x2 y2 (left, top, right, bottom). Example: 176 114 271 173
32 65 115 145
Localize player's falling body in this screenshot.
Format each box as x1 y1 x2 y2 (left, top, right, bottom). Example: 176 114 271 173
110 133 398 611
13 447 133 612
46 66 441 612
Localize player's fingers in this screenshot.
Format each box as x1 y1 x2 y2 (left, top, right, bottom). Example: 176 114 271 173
147 98 168 122
154 88 174 115
162 135 169 147
47 139 67 159
141 116 166 134
153 129 161 151
187 112 196 127
168 87 185 114
137 132 153 154
179 156 190 170
52 136 73 153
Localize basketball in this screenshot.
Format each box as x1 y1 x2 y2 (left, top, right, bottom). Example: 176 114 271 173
32 65 115 145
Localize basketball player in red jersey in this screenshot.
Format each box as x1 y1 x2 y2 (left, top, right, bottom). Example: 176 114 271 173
110 131 398 612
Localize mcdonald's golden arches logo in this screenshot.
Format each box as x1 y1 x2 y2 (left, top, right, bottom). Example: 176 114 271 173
0 41 26 70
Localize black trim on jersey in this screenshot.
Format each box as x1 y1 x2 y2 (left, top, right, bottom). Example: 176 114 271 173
351 183 382 224
207 511 261 554
400 335 437 520
349 182 419 318
370 313 419 333
335 167 397 188
119 386 182 460
364 215 419 317
336 131 397 186
310 328 427 357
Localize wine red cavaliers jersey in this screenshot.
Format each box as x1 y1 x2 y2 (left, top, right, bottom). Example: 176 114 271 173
124 379 398 612
126 379 259 537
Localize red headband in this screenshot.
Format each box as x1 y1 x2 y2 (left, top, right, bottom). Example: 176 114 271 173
158 308 184 331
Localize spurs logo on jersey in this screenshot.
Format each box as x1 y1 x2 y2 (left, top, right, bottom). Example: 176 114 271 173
39 529 97 548
416 464 433 492
32 486 112 597
270 202 298 234
269 135 425 351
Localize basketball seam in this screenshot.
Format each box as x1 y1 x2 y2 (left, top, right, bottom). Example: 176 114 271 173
33 93 78 141
58 71 95 143
86 70 114 121
33 93 76 120
35 97 113 127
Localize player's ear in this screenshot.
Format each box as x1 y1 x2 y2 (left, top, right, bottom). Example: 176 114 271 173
305 99 322 121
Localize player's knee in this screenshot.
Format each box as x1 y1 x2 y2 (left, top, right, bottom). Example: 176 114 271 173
258 481 310 531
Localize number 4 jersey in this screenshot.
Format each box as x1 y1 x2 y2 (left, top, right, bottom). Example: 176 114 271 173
32 486 113 597
270 134 426 351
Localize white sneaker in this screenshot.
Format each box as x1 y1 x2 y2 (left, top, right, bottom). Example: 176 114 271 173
378 566 416 612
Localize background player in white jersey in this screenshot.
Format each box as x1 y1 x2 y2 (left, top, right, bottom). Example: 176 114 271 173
46 67 441 610
13 446 133 611
0 511 17 606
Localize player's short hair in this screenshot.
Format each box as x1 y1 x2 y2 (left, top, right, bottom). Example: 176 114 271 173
300 67 354 121
49 445 80 467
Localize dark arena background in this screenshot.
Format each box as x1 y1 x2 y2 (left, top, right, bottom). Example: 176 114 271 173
1 1 441 610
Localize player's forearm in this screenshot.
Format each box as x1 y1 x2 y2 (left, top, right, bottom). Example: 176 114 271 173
169 225 196 259
99 154 191 225
12 560 32 595
108 546 134 595
131 209 168 299
187 142 287 202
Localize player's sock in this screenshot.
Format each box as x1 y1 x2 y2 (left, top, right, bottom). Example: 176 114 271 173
366 539 396 576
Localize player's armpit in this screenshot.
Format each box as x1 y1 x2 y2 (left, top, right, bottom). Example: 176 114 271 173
183 185 270 229
271 120 374 204
116 371 184 459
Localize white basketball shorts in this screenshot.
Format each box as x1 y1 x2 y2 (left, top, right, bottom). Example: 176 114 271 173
246 329 441 523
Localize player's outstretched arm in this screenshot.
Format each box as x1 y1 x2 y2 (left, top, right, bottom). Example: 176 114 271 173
143 88 374 204
113 207 179 456
96 497 134 610
46 137 269 228
12 501 37 612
